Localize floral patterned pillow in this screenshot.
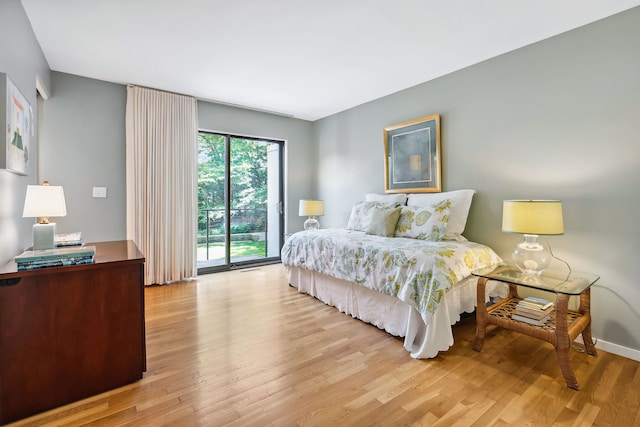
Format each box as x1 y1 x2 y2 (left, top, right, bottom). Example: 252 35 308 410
394 199 451 240
346 201 400 232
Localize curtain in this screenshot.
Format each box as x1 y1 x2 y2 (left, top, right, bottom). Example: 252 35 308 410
125 86 198 285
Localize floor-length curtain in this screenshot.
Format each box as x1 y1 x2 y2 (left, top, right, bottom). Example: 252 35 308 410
126 86 198 285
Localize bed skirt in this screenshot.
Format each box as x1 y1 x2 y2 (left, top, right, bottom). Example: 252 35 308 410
286 266 507 358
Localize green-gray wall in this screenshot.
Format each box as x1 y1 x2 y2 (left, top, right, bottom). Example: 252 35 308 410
39 73 127 242
0 0 50 264
313 7 640 357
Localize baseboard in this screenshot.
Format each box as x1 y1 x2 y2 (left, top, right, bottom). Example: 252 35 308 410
574 335 640 362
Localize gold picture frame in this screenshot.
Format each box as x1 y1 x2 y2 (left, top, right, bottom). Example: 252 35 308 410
384 113 441 193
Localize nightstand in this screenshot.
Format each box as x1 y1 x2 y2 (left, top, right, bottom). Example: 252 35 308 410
472 262 599 389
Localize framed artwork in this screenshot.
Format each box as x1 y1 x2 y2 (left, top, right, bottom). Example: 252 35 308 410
1 73 31 175
384 113 441 193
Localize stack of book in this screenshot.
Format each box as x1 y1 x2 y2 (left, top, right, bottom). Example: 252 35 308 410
15 245 96 271
511 296 554 326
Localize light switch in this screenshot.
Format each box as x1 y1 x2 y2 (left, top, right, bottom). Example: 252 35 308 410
93 187 107 198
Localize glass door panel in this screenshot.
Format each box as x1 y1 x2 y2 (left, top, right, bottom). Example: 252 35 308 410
197 132 283 273
197 133 227 268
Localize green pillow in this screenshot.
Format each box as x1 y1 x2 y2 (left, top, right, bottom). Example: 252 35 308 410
365 205 402 237
346 200 399 232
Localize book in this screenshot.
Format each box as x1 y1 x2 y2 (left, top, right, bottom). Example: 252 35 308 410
53 231 82 244
518 296 554 310
515 305 553 320
55 241 83 247
17 256 94 270
18 255 94 266
511 313 550 326
15 245 96 264
54 232 83 247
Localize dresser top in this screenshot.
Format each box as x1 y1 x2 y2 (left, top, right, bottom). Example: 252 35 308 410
0 240 144 279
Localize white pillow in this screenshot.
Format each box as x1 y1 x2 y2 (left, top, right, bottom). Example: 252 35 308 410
394 200 450 241
365 193 407 206
406 189 475 240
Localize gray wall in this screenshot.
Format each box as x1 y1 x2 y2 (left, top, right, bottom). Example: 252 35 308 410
39 72 127 243
314 8 640 355
0 0 51 263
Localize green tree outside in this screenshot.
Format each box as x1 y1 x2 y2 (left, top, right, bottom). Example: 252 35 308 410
197 133 269 246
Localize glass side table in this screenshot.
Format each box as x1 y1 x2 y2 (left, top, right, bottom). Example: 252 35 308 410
472 262 600 390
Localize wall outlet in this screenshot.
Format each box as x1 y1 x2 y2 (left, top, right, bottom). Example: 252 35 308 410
93 187 107 198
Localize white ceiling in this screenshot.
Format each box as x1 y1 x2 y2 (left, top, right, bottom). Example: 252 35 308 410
21 0 640 121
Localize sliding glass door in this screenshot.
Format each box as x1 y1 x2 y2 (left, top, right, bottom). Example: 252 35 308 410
197 131 284 273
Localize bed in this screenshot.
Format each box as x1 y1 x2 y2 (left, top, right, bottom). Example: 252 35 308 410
281 190 507 358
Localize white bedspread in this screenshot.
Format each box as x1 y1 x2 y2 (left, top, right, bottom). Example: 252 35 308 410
281 228 502 325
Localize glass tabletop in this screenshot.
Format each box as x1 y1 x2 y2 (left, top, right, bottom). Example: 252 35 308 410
472 262 599 295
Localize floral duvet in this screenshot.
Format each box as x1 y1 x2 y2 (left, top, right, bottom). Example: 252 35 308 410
281 228 501 322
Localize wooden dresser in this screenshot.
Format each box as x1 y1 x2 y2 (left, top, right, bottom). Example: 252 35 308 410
0 240 146 424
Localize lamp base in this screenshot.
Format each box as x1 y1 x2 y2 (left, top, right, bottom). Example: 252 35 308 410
512 234 551 276
33 222 56 250
304 216 320 231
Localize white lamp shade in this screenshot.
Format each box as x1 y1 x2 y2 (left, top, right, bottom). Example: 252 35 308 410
23 185 67 219
299 199 324 216
502 200 564 235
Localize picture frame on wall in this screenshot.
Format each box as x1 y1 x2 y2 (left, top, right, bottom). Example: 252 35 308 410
1 73 31 175
384 113 441 193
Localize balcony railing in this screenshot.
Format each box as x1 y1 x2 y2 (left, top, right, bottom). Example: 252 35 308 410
198 207 268 262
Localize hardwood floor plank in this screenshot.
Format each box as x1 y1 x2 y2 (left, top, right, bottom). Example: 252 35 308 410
552 404 600 427
5 264 639 426
470 390 519 426
38 403 111 427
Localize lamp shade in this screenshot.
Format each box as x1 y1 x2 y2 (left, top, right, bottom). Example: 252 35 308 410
23 185 67 219
299 200 324 217
502 200 563 235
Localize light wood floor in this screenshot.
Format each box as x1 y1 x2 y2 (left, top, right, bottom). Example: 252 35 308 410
8 264 640 426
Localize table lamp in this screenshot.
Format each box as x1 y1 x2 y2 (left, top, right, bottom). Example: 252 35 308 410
502 200 564 275
299 199 323 231
23 183 67 250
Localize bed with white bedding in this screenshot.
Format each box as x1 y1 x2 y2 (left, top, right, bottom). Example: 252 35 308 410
281 190 507 358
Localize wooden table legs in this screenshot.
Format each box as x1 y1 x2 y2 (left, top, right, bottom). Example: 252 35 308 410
473 277 490 352
554 293 578 389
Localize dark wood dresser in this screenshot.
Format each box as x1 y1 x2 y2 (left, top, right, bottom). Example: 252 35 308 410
0 240 146 424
